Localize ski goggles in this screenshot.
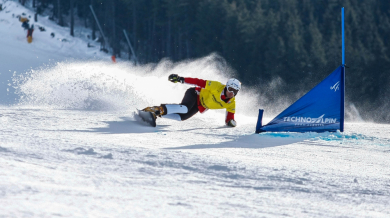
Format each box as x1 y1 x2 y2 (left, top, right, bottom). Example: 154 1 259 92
227 87 239 96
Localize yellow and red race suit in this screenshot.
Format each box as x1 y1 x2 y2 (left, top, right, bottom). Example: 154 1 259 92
184 77 235 124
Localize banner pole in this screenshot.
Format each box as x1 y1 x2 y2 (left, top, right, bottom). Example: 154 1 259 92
341 7 345 132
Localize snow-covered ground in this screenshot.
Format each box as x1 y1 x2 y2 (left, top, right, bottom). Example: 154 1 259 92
1 1 390 217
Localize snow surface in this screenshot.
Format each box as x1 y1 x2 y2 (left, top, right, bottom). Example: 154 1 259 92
1 1 390 217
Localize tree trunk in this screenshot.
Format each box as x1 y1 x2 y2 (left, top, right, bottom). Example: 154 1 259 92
112 0 117 57
70 0 74 36
57 0 60 24
84 3 88 28
161 26 165 57
33 0 36 8
132 1 137 51
178 31 182 60
167 17 171 57
57 0 63 26
185 11 190 58
186 37 190 59
148 19 152 61
152 16 156 61
127 24 132 61
104 2 108 37
91 0 96 40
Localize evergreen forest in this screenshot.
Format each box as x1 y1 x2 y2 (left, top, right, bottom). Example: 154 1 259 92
22 0 390 122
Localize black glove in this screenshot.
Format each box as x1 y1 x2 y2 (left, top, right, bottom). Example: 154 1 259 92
168 74 184 83
227 120 237 127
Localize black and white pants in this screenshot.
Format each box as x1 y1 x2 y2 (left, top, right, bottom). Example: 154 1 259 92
162 87 199 121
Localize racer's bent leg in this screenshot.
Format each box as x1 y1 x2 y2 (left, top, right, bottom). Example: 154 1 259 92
179 104 199 121
161 87 199 121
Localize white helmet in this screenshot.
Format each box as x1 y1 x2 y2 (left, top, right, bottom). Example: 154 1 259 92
226 78 241 91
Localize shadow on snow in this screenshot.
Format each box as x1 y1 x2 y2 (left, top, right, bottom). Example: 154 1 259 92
164 134 305 150
64 116 169 134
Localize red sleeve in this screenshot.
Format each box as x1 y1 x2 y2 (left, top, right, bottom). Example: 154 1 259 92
225 112 235 124
184 77 207 88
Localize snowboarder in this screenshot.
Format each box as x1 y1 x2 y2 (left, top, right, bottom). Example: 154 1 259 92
19 16 34 43
142 74 241 127
27 24 34 43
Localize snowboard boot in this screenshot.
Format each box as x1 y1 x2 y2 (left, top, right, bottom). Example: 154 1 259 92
142 106 165 118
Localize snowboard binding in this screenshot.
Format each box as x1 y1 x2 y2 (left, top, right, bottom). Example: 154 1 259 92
142 106 165 118
137 106 164 127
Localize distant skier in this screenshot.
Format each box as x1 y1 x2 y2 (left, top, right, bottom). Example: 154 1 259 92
19 16 34 43
142 74 241 127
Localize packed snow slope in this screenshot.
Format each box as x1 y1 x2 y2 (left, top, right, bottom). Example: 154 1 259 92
1 1 390 217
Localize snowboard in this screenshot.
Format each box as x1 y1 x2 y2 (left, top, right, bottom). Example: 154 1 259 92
136 109 157 127
27 28 33 43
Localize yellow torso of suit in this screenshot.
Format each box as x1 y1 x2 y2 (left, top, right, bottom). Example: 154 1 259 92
199 80 236 113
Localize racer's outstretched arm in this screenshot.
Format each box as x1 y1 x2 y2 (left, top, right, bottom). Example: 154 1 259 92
168 74 206 88
168 74 185 83
226 112 236 127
